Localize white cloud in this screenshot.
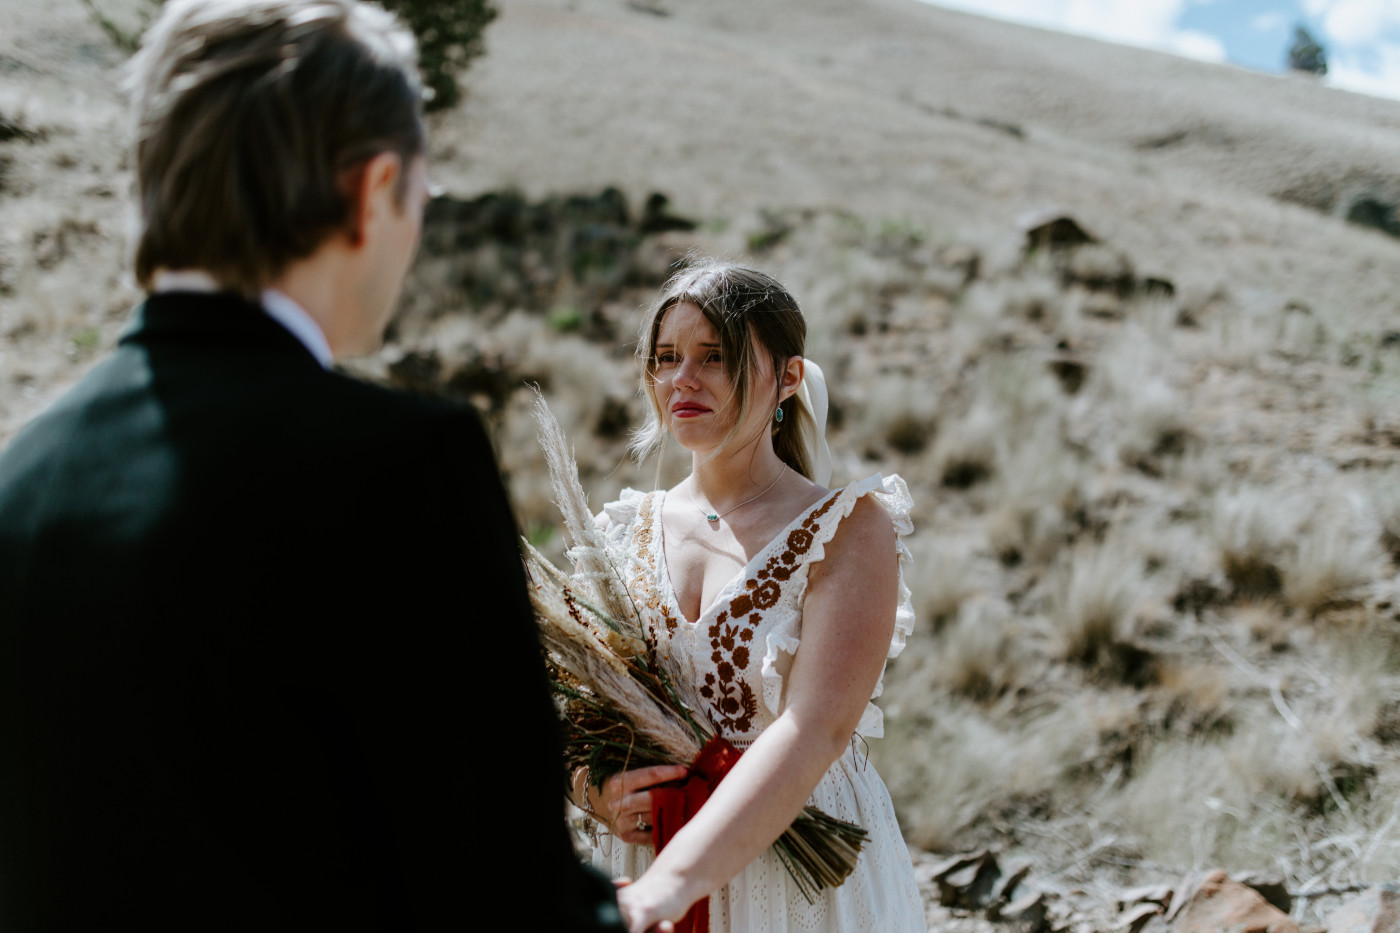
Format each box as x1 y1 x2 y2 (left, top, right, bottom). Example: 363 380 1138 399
1327 42 1400 100
923 0 1226 62
1317 0 1400 47
1170 30 1228 62
1250 11 1291 32
1299 0 1400 100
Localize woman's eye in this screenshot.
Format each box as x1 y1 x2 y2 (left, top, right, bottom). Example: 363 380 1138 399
705 351 723 364
656 353 678 366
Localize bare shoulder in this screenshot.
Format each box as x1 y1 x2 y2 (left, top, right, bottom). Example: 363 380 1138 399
804 493 899 645
812 493 896 580
833 493 895 547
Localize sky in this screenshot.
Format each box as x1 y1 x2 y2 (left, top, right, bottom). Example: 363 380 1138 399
917 0 1400 101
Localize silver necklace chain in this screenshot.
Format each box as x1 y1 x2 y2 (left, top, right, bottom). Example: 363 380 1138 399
687 465 788 523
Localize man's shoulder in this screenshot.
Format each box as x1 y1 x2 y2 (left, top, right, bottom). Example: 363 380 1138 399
309 370 489 449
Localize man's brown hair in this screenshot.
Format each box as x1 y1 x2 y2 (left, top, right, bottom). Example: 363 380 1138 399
126 0 425 297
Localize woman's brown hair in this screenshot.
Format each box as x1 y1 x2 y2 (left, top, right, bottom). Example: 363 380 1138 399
631 260 817 480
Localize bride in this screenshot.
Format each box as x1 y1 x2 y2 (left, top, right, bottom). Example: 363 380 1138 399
571 261 926 932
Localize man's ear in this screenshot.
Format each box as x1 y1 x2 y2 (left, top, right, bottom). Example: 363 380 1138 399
345 151 404 248
779 355 804 402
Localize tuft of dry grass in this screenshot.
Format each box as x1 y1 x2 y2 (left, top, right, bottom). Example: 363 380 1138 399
1210 485 1295 600
846 372 938 457
1371 480 1400 560
1281 514 1385 616
1155 659 1232 733
928 401 998 491
1104 727 1313 873
929 600 1023 701
984 421 1082 567
1049 541 1145 667
931 354 1072 501
878 695 1096 852
1088 323 1192 471
905 536 979 630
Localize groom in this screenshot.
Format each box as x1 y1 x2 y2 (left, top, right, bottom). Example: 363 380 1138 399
0 0 620 929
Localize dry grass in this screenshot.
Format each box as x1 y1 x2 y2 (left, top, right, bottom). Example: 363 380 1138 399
1210 485 1296 600
1087 323 1192 470
1104 726 1316 872
983 428 1081 567
879 695 1097 852
1049 541 1145 668
929 600 1023 701
1371 478 1400 560
5 0 1400 920
904 536 979 630
846 371 938 457
1281 513 1385 616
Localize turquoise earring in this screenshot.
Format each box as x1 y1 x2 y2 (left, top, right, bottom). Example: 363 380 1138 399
774 406 784 423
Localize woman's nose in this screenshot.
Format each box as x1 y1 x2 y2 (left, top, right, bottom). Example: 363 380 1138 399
674 356 701 389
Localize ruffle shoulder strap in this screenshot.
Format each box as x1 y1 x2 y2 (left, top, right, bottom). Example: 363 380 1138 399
598 487 650 532
759 473 916 739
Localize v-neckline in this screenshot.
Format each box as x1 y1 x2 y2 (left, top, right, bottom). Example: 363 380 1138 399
655 486 842 628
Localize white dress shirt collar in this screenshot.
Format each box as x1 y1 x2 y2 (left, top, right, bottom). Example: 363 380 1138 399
150 270 334 370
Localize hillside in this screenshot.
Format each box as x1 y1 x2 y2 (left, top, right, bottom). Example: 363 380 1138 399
3 0 1400 928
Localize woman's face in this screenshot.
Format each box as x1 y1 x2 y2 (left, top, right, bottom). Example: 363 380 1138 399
652 301 775 455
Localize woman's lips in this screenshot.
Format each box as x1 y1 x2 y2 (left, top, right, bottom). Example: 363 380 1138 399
670 402 710 418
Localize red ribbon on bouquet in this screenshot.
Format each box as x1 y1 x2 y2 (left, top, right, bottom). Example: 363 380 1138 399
649 736 743 933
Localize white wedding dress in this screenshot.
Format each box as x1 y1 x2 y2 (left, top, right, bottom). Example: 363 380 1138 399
592 473 927 932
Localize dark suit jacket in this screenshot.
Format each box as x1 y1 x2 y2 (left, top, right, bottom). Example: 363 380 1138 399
0 292 620 931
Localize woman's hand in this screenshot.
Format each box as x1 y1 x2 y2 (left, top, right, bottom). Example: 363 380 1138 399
616 871 688 933
575 764 689 845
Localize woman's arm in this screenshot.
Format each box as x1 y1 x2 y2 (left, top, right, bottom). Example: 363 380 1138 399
616 496 899 931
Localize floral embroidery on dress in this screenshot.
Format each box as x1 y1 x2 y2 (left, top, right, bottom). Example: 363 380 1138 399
595 475 927 933
697 492 841 733
630 494 680 649
700 608 759 732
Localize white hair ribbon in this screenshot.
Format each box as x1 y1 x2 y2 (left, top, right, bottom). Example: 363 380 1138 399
796 358 834 487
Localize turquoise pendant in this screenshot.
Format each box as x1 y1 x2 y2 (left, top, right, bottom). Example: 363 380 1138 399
706 513 719 522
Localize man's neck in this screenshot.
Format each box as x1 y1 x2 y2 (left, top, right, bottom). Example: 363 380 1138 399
151 269 334 369
267 240 362 360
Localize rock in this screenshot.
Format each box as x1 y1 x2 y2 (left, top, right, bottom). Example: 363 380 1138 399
1325 884 1400 933
990 858 1033 905
1234 872 1293 914
626 0 670 16
930 850 1000 909
1141 276 1176 299
1020 211 1097 252
999 891 1052 933
1048 355 1088 394
0 113 42 144
923 849 982 880
639 192 696 234
1118 883 1175 911
1346 196 1400 238
1065 244 1136 298
1171 870 1300 933
1118 902 1163 932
